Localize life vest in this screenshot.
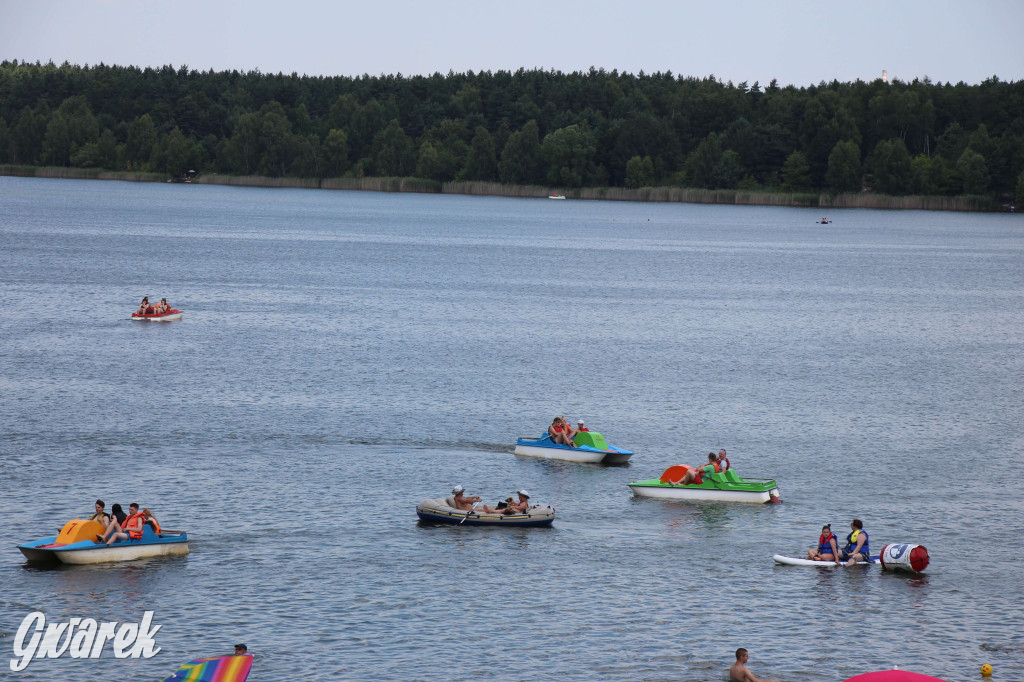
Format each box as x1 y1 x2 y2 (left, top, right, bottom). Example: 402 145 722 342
145 517 161 534
818 533 836 554
844 529 869 556
552 424 564 433
693 464 716 484
89 511 107 522
123 512 145 540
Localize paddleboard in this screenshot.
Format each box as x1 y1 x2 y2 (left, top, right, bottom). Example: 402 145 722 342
773 554 878 567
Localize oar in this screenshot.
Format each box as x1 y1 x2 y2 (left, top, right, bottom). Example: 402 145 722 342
458 502 479 525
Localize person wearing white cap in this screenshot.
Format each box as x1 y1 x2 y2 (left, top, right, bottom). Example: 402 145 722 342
451 485 481 511
576 419 589 433
506 490 531 514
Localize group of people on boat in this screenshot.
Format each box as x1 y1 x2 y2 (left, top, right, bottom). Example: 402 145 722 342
450 485 531 515
672 449 732 485
546 415 588 447
806 519 870 566
88 499 161 545
135 296 173 315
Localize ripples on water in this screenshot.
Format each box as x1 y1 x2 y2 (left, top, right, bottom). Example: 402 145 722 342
0 178 1022 680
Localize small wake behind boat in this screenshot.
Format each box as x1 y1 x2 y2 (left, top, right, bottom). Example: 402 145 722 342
628 465 781 503
514 431 633 464
416 497 555 526
131 308 183 321
18 518 189 565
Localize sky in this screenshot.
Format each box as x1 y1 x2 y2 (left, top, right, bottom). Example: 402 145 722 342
2 0 1022 87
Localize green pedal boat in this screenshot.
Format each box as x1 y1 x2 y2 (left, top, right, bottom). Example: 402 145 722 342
628 465 781 503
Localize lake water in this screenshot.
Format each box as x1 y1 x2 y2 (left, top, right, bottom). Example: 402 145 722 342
0 176 1022 681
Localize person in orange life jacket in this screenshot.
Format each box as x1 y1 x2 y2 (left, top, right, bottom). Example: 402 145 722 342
839 519 870 566
717 449 730 471
807 523 840 563
677 452 719 485
576 419 589 432
88 499 110 527
106 503 144 545
96 503 127 542
142 508 161 534
547 417 575 447
451 485 481 511
155 298 170 314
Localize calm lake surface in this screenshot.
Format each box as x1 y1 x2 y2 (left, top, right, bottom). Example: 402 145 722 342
1 176 1022 681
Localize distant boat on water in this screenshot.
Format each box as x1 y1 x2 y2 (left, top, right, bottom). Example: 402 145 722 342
548 194 566 200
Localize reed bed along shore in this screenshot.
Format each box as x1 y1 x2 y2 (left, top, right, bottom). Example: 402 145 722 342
1 166 1004 213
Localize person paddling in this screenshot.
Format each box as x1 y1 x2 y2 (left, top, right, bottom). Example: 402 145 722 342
450 485 481 511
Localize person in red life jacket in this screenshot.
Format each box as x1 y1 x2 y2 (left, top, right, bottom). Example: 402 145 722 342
576 419 589 432
717 449 730 471
806 523 840 563
142 508 161 534
106 502 144 544
677 452 719 485
547 416 575 447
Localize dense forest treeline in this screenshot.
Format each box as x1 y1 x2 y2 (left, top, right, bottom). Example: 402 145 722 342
1 60 1023 204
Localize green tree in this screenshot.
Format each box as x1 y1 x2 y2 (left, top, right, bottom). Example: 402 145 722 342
321 129 349 177
460 126 496 181
0 117 9 163
540 124 598 187
780 151 812 191
12 103 49 166
867 138 912 194
415 140 444 180
825 140 862 192
684 132 722 188
151 127 194 176
372 119 415 176
1016 169 1024 208
625 155 654 188
711 150 743 189
126 114 157 170
956 148 989 194
498 119 541 184
96 129 118 169
41 113 72 166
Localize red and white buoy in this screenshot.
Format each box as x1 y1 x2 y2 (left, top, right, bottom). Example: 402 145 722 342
879 543 930 573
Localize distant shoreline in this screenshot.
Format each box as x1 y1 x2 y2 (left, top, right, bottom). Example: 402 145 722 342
0 165 1005 213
